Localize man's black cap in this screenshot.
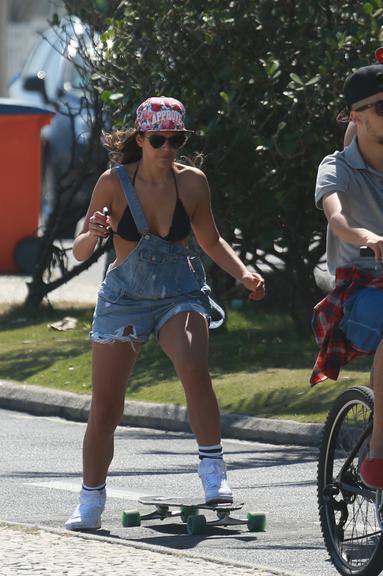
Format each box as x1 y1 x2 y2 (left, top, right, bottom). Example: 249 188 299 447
344 64 383 108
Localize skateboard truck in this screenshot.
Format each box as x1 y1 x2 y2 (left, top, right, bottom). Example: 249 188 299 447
121 496 266 536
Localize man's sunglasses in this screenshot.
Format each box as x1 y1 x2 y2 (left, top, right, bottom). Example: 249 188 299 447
146 133 188 150
354 99 383 116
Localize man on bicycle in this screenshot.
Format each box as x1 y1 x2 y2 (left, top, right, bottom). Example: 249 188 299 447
312 63 383 489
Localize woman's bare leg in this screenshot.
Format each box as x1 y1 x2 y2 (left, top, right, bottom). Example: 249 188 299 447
83 341 141 486
158 312 220 445
159 312 232 502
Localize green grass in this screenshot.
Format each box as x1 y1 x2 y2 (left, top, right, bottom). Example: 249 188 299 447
0 302 372 423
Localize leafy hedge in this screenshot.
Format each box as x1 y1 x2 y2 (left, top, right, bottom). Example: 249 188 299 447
63 0 383 331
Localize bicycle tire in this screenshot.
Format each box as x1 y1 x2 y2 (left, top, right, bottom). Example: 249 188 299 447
318 385 383 576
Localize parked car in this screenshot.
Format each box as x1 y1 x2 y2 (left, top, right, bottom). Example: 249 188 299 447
8 17 107 237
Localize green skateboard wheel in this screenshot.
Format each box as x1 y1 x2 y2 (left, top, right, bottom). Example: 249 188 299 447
187 514 207 535
180 505 198 523
247 512 266 532
121 509 141 528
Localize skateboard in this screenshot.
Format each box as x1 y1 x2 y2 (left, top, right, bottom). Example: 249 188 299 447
121 496 266 535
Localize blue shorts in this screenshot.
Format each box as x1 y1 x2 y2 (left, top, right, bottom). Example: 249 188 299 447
91 291 211 344
90 233 224 345
340 287 383 352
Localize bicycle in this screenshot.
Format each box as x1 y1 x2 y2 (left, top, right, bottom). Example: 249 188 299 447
317 384 383 575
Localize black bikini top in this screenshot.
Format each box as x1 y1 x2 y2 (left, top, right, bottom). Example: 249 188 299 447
116 164 191 242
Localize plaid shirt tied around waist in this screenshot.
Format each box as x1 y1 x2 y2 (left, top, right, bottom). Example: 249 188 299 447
310 266 383 386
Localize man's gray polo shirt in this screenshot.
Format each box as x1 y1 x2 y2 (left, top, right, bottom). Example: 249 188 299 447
315 136 383 274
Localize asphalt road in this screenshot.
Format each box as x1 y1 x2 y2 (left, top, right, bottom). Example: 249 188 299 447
0 408 338 576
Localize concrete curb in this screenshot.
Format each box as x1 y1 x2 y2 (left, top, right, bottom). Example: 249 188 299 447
0 379 323 447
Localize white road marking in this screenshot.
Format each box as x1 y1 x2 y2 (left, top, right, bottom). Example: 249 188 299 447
27 480 153 501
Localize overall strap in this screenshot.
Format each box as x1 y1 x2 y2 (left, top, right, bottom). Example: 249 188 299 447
114 165 149 235
208 297 225 329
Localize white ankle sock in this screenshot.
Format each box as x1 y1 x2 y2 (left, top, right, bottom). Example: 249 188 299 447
82 482 106 492
198 443 223 460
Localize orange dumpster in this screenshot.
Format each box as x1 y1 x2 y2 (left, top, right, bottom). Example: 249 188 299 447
0 99 53 273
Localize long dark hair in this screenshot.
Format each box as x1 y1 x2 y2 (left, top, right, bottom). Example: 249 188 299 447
103 128 204 168
103 128 142 165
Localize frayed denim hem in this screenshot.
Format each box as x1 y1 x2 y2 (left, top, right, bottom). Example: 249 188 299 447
90 331 147 352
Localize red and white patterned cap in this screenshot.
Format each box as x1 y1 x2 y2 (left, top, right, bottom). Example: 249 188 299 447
134 96 191 132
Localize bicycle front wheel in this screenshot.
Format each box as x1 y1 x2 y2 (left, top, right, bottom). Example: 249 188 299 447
318 385 383 576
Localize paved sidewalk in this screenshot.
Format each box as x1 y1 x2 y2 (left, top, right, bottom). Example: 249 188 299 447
0 271 100 305
0 245 103 306
0 523 297 576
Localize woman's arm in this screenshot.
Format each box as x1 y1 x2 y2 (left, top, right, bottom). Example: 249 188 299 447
190 170 265 300
72 171 113 262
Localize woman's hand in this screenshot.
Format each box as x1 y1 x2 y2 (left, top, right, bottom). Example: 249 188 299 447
241 272 265 301
88 209 110 240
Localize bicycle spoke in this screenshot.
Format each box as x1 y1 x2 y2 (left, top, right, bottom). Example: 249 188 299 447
318 386 383 575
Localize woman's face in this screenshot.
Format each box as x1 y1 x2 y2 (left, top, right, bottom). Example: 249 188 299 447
136 131 187 165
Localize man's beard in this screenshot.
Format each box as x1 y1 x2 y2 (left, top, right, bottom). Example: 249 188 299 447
365 118 383 145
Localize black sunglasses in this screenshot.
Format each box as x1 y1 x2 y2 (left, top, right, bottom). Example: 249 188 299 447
354 99 383 116
146 133 188 150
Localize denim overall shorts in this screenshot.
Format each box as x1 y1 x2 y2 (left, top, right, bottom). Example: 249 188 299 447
91 165 225 345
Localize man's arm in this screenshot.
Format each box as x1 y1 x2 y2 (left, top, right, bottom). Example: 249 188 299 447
323 193 383 259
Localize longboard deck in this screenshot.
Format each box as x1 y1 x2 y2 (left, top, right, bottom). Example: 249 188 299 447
138 495 244 511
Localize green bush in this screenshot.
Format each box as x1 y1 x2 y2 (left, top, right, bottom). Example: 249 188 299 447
64 0 383 331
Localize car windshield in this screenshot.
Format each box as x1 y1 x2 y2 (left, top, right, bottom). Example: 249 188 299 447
22 19 96 95
61 42 95 95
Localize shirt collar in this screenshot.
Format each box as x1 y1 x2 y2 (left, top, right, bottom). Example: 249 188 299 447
344 136 368 170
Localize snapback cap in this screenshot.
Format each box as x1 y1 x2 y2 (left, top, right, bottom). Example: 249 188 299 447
344 64 383 108
134 96 192 132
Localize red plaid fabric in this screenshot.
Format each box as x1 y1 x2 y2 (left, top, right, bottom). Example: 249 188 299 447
311 266 383 386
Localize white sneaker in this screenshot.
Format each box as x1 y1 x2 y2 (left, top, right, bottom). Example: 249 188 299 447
65 487 106 531
198 458 233 504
